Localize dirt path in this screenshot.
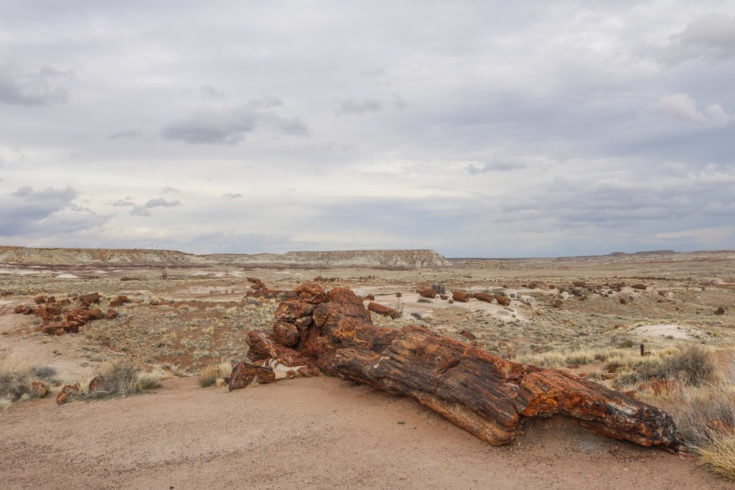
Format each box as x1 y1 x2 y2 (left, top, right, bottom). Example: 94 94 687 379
0 376 728 489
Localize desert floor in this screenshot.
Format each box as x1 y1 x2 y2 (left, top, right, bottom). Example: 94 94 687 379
1 250 734 488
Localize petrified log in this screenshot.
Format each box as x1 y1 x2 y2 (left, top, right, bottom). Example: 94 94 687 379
473 292 494 303
367 301 401 319
234 282 683 452
77 292 100 307
418 287 437 299
452 290 470 302
495 294 511 306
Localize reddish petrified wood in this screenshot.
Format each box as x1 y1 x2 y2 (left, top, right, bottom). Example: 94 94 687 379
473 292 494 303
452 290 470 302
367 301 401 319
56 384 81 405
14 293 117 335
495 294 511 306
233 282 683 452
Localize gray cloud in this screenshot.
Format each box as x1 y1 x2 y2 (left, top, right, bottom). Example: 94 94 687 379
111 198 135 207
128 198 181 217
161 186 180 194
223 192 242 199
200 85 226 99
468 162 526 174
335 99 382 116
0 186 106 237
669 14 735 62
161 100 306 144
145 198 181 208
13 185 76 201
0 65 71 106
108 129 144 140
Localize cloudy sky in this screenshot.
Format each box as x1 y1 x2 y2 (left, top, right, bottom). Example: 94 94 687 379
1 1 734 257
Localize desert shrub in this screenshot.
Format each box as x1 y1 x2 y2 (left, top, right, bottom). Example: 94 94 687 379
431 284 446 295
565 350 595 366
88 360 140 397
199 362 233 388
660 346 713 386
31 365 57 380
614 369 639 387
0 371 30 401
616 339 635 349
0 364 56 403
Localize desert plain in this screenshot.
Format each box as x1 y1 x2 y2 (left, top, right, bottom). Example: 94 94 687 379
1 246 734 489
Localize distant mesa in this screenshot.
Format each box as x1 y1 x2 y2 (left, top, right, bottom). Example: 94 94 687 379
609 250 675 256
0 246 451 269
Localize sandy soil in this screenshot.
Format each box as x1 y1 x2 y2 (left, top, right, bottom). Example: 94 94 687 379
1 376 729 490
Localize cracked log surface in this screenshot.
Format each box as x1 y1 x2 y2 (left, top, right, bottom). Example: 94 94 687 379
233 282 683 452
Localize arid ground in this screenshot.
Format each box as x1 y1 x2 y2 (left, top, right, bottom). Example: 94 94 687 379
1 248 734 488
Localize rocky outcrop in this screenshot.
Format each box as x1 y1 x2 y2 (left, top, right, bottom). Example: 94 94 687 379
232 282 684 452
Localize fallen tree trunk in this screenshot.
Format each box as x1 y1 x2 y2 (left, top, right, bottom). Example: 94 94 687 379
232 282 683 452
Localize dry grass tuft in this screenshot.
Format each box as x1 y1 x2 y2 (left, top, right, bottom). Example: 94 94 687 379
136 372 163 391
700 436 735 481
199 361 233 388
639 349 735 481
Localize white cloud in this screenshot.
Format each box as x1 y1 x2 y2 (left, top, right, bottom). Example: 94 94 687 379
649 93 731 127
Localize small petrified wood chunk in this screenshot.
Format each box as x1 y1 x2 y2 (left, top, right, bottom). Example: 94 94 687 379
367 302 401 319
